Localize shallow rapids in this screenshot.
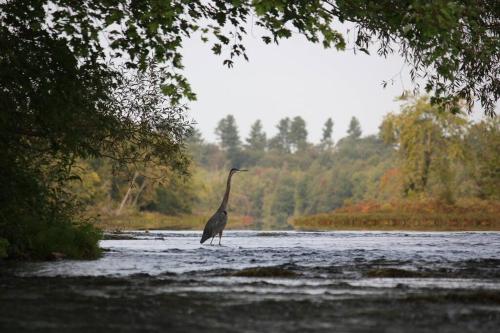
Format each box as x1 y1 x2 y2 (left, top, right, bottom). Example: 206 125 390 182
2 231 500 332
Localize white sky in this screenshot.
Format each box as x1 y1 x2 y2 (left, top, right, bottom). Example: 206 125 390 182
181 32 488 144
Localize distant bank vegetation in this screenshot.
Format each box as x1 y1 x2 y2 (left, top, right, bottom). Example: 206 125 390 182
99 210 253 231
72 97 499 232
292 199 500 231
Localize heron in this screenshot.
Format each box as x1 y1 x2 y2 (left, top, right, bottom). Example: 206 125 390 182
200 168 247 245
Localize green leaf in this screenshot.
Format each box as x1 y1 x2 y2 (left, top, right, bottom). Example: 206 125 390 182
261 36 272 44
211 43 222 55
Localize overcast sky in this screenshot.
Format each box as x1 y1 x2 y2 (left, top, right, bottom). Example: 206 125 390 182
181 32 486 144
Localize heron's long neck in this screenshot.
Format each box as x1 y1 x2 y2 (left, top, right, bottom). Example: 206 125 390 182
218 172 234 211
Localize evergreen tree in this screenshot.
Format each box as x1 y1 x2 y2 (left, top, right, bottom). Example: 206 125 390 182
320 118 334 150
347 116 362 139
268 118 291 153
289 116 308 152
215 115 242 167
215 115 240 148
246 120 267 151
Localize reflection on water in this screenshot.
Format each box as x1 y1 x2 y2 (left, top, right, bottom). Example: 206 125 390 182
2 231 500 332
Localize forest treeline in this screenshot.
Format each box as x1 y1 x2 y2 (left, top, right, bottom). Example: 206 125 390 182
74 97 500 230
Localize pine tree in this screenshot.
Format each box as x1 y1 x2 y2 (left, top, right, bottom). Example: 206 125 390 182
347 116 362 139
215 115 242 167
268 118 291 153
246 120 267 151
320 118 334 150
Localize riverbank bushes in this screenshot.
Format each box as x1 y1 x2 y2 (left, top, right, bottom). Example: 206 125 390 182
0 161 102 260
291 199 500 231
96 209 254 231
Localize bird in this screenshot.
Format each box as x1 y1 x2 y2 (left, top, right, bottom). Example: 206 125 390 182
200 168 247 245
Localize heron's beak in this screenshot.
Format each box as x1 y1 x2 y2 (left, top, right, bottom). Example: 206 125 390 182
238 169 248 172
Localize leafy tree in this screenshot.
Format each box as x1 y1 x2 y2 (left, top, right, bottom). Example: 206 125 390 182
320 118 334 150
215 115 242 167
67 160 108 207
3 0 495 113
246 120 267 151
0 60 190 258
347 117 362 139
289 116 308 152
268 172 296 229
298 167 349 214
186 128 204 146
294 175 310 216
465 118 500 199
147 177 198 215
380 96 467 200
197 144 227 171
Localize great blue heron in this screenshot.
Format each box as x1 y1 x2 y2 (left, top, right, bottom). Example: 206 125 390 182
200 168 247 245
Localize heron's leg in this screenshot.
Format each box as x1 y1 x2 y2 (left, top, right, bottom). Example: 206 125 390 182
218 231 223 246
210 236 215 245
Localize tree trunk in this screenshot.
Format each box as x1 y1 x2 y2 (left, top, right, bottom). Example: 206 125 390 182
421 132 432 191
116 171 138 215
132 178 148 207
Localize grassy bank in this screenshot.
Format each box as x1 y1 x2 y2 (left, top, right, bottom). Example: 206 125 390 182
291 212 500 231
291 199 500 231
95 211 255 231
94 200 500 232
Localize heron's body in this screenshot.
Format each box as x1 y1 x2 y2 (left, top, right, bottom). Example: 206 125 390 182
200 210 227 244
200 168 246 245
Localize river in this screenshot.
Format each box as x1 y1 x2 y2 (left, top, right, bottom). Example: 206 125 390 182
1 231 500 332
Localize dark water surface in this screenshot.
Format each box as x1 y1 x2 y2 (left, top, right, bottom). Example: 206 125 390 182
2 231 500 332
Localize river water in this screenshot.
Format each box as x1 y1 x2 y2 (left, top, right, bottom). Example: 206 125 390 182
1 231 500 332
